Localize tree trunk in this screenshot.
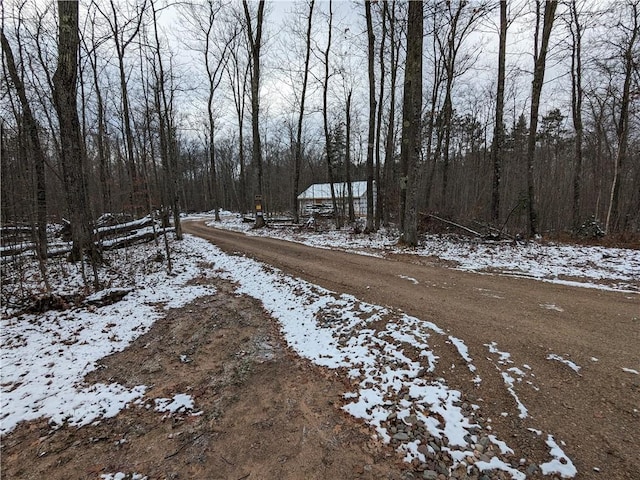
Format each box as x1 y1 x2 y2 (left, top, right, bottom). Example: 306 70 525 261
605 1 637 234
440 76 454 211
345 89 355 223
438 3 461 212
423 6 445 210
399 0 423 246
1 30 48 259
95 68 111 213
208 87 221 222
374 0 387 229
364 0 376 232
293 0 315 224
526 0 557 237
243 0 266 228
382 0 398 227
112 0 142 214
208 121 221 222
491 0 507 224
151 0 182 240
203 12 225 222
321 0 341 228
85 15 112 214
569 0 583 233
52 0 99 271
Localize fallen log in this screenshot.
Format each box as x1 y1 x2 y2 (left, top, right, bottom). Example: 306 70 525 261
422 213 483 238
95 216 155 239
84 287 132 307
101 228 165 251
1 222 169 261
0 242 35 257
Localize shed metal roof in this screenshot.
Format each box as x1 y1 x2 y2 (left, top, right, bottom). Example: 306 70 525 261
297 181 370 200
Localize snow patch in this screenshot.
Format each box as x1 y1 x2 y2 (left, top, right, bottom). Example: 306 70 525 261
488 434 514 455
475 456 526 480
546 354 582 374
100 474 148 480
398 274 419 284
484 342 531 419
154 394 195 414
448 335 477 374
540 303 564 312
540 435 578 478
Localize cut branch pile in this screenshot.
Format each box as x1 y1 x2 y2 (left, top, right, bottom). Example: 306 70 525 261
1 215 170 259
419 212 515 242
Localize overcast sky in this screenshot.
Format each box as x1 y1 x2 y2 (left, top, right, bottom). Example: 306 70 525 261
3 0 608 150
169 0 579 145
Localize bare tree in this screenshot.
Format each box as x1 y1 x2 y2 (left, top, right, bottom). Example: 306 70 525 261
23 2 62 163
52 0 100 278
242 0 266 228
525 0 558 237
382 0 401 227
1 29 47 258
150 0 182 240
364 0 376 232
422 4 447 209
605 0 639 233
225 29 251 214
434 1 488 212
4 0 639 242
94 0 147 214
399 0 423 246
181 0 235 222
567 0 585 232
321 0 341 228
345 88 355 223
374 0 389 229
491 0 507 224
292 0 315 224
81 9 112 212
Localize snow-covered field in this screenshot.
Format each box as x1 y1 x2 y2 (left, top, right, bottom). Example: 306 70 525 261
2 213 637 478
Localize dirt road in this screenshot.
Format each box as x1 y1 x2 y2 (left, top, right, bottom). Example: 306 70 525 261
184 221 640 480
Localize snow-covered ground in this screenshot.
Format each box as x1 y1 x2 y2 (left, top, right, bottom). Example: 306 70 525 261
3 213 637 478
1 240 214 435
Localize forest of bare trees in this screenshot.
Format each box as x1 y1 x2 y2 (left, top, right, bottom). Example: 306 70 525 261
2 0 639 255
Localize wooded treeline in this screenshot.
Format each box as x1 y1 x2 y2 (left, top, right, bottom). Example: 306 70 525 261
1 0 639 253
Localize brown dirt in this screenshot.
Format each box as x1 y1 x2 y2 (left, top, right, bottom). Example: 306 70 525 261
2 221 638 480
1 277 407 480
179 221 640 480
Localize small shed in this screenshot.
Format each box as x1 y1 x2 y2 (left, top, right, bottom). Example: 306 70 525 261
297 181 376 218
